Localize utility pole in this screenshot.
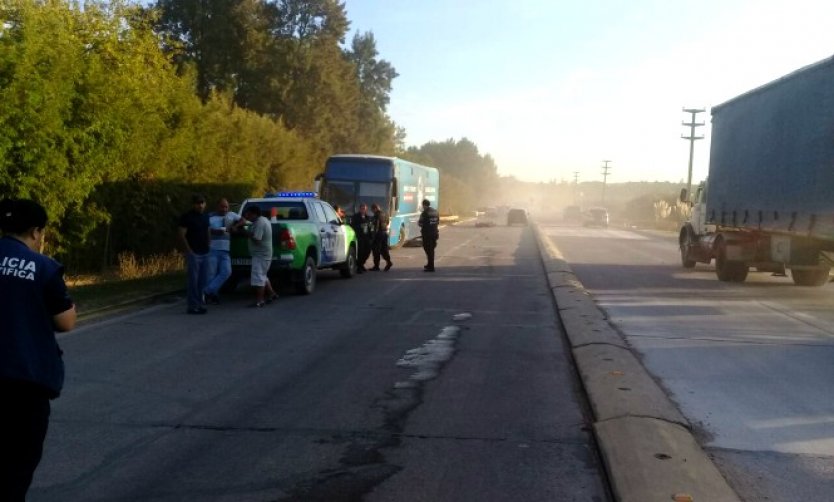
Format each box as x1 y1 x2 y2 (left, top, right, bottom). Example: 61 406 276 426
573 171 579 205
601 160 611 206
681 108 705 200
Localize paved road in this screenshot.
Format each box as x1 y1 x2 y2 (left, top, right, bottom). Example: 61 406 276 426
30 222 609 502
541 221 834 502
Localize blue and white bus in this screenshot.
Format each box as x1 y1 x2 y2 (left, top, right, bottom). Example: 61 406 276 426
317 155 440 247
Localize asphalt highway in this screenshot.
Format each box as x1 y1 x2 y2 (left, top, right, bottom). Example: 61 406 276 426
29 221 610 502
541 220 834 502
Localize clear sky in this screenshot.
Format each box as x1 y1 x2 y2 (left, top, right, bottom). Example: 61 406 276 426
343 0 834 183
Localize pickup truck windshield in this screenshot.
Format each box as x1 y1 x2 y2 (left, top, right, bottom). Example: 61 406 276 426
246 201 309 220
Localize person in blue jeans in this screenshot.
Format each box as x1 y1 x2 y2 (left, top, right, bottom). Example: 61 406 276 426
178 195 211 314
203 198 240 304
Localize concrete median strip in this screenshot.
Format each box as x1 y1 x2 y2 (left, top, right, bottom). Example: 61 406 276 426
533 224 741 502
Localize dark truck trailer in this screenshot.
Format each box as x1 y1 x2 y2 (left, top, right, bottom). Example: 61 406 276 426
679 56 834 286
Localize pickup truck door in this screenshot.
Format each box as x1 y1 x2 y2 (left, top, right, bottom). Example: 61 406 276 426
319 202 346 264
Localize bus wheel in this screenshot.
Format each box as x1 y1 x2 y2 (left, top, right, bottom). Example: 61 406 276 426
393 225 407 248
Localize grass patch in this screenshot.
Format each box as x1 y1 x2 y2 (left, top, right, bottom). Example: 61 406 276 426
67 252 186 315
69 272 185 315
116 251 183 280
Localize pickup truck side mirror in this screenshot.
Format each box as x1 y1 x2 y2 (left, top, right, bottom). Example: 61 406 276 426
679 188 688 203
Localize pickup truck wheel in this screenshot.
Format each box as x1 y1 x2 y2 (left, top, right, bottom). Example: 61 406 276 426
340 245 357 278
680 232 696 269
295 256 316 295
790 267 831 287
715 240 748 282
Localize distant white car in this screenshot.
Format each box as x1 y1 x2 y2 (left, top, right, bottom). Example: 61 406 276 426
475 207 498 227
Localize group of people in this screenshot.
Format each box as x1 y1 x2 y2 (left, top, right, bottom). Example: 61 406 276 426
340 200 440 274
177 195 277 312
178 195 441 313
345 202 393 273
343 198 439 272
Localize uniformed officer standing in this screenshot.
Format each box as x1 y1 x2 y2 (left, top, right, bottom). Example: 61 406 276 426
0 199 76 500
350 203 373 273
418 199 440 272
370 203 392 271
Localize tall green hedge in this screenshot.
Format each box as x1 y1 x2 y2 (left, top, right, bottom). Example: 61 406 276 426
58 180 258 271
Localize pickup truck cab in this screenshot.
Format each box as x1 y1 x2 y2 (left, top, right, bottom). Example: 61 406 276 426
229 192 358 294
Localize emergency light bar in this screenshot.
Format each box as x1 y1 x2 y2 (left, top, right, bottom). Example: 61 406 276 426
264 191 318 198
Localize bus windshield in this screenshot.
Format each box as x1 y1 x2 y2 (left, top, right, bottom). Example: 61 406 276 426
358 182 390 214
322 181 355 213
323 180 390 215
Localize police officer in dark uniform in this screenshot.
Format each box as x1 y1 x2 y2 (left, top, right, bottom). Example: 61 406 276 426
370 203 392 271
0 199 76 500
418 199 440 272
350 202 373 273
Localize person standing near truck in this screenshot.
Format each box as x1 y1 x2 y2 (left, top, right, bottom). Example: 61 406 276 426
370 203 392 272
234 205 278 307
418 199 440 272
203 198 240 305
178 195 211 315
351 203 372 273
0 198 76 501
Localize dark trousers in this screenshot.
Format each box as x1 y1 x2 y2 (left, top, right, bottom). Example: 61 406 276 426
372 233 391 267
422 237 437 269
0 386 51 501
357 237 372 269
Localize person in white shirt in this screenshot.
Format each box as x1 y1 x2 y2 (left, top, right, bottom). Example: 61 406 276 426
203 198 240 304
234 205 278 307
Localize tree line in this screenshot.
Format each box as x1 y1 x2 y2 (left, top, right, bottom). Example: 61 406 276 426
0 0 498 271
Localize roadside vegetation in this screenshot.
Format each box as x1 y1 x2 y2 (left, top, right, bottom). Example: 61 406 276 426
0 0 498 288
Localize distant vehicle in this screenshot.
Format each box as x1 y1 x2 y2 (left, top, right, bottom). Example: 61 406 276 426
475 207 498 227
679 56 834 286
507 208 529 226
228 192 358 295
563 205 582 222
583 207 609 228
317 155 439 248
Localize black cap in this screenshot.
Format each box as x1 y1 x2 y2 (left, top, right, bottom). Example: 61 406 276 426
422 199 431 206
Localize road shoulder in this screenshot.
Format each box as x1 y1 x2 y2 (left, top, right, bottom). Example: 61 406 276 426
533 223 741 502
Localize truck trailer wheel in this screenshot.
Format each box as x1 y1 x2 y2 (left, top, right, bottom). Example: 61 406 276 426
294 256 317 295
790 267 831 287
715 240 748 282
679 231 697 269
